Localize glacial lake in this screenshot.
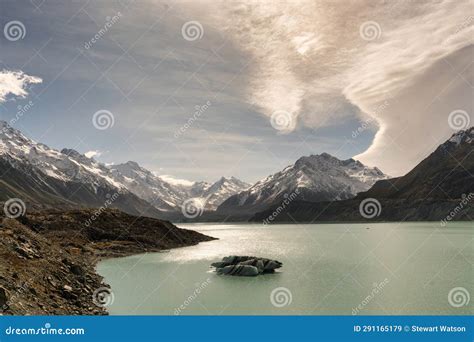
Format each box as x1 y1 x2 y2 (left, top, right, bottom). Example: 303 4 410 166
97 222 473 315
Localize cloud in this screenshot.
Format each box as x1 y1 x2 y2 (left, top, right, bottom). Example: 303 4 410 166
84 150 102 159
194 0 473 175
0 70 42 102
157 174 195 187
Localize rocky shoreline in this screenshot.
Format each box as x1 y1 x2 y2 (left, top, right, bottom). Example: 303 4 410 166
0 209 216 315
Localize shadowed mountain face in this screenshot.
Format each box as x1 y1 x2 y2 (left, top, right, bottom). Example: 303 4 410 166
0 121 164 218
0 121 249 218
357 128 473 201
251 128 474 223
216 153 387 216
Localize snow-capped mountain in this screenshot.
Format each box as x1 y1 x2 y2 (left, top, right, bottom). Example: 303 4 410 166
0 121 163 217
251 128 474 223
194 176 251 210
0 122 122 189
0 121 250 215
109 161 250 211
109 161 187 211
217 153 388 214
359 127 474 200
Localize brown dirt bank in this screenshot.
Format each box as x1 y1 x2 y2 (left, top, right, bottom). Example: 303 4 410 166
0 209 216 315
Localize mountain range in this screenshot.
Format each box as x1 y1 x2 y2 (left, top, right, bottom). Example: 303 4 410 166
1 121 471 223
251 128 474 223
216 153 388 217
0 121 249 218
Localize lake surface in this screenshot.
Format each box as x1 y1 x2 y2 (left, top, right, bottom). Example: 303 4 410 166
97 222 473 315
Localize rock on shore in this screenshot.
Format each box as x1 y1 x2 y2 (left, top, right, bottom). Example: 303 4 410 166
0 209 216 315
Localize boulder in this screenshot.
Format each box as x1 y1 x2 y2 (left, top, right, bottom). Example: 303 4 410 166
216 265 259 276
0 287 8 309
211 256 282 277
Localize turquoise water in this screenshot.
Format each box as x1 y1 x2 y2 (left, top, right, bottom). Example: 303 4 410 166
97 222 473 315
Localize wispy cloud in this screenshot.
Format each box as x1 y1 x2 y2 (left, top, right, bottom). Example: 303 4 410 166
197 0 473 175
157 174 194 187
0 70 42 102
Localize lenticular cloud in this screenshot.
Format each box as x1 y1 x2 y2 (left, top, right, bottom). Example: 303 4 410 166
200 0 473 175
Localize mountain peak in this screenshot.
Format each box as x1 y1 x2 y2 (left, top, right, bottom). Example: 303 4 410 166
124 160 141 169
61 148 81 157
447 127 473 145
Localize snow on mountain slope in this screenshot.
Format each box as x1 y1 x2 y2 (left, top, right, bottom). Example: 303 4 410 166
0 121 165 217
109 161 188 211
0 121 124 191
218 153 388 213
0 121 250 213
109 161 250 211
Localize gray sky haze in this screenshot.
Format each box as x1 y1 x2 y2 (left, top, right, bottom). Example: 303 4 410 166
0 0 472 183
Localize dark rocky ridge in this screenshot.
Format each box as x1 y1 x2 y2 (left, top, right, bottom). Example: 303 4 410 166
0 157 165 219
251 128 474 223
0 209 216 315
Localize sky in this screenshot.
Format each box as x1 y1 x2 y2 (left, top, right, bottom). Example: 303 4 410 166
0 0 472 183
